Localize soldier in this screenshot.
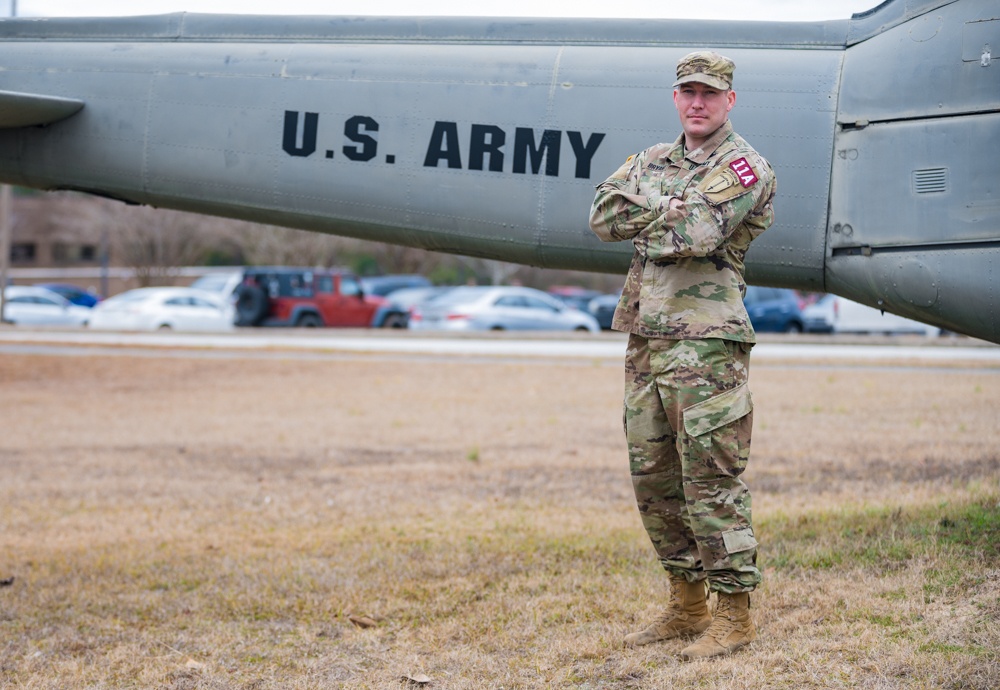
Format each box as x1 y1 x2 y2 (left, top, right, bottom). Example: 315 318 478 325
588 51 776 661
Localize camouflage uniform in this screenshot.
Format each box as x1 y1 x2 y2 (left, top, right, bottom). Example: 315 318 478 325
589 73 776 594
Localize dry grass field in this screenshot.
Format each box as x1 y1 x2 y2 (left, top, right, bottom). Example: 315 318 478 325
1 341 998 689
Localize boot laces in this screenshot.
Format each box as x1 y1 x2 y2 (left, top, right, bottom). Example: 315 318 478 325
649 578 689 627
651 606 682 627
702 595 738 641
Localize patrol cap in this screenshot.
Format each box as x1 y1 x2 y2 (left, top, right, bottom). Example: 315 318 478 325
673 51 735 90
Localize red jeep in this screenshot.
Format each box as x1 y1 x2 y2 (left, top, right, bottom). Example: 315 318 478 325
234 267 388 328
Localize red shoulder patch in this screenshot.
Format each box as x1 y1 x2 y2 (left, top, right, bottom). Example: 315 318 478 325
729 158 759 188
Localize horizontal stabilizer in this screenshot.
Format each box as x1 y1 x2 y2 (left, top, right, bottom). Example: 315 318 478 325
0 90 84 129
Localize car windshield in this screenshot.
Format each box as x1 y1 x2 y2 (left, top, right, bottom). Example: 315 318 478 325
387 287 445 307
425 287 487 306
191 274 236 292
103 291 157 306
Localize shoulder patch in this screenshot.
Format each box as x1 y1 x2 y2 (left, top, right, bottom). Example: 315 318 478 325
625 154 636 164
729 158 759 188
697 168 749 205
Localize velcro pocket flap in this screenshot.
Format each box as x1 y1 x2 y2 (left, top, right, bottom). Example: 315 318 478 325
722 527 758 554
683 382 753 438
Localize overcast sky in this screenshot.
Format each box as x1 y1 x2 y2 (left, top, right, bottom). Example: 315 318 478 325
11 1 881 22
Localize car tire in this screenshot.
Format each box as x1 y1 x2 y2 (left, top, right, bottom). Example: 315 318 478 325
235 284 268 326
381 313 408 329
295 313 323 328
784 320 804 333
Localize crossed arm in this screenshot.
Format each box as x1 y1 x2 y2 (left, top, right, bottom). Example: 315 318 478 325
589 156 771 261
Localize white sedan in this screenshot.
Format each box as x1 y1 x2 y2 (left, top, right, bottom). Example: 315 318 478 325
1 285 91 327
409 286 601 332
801 294 941 336
88 287 235 332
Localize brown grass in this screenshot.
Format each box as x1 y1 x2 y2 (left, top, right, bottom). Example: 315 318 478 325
1 345 998 689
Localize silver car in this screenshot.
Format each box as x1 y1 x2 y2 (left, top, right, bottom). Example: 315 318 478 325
408 286 600 332
1 285 91 327
88 287 236 332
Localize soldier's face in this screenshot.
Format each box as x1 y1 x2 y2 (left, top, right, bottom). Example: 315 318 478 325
673 82 736 148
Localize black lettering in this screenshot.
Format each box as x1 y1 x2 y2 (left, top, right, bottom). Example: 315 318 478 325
513 128 561 176
343 115 378 162
423 121 462 169
469 124 505 172
567 131 606 179
282 110 318 157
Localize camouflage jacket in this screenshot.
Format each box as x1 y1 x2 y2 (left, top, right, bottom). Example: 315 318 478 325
589 120 776 342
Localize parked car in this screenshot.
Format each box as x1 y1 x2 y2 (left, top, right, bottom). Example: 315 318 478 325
232 266 390 328
409 286 600 332
802 294 941 335
587 293 621 330
373 285 453 329
743 286 804 333
360 274 432 298
88 287 235 332
1 285 91 327
35 282 102 308
547 286 604 312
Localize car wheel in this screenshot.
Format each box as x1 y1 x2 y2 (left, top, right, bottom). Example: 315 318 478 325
490 325 505 331
381 313 407 329
158 323 172 331
574 325 591 332
295 313 322 328
784 320 803 333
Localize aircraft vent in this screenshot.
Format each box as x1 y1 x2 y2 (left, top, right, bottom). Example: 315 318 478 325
912 168 948 195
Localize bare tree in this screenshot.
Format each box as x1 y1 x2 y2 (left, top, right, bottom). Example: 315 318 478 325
11 191 625 295
236 223 350 268
97 203 215 287
369 242 446 275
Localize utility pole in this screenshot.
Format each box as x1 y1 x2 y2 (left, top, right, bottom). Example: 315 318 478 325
0 185 9 324
0 0 15 324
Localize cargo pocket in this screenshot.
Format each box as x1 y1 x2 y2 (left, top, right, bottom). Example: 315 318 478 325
682 383 753 478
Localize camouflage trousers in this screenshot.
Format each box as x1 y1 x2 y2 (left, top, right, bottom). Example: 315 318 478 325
624 333 761 594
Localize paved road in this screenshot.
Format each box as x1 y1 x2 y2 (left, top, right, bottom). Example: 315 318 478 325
1 328 998 366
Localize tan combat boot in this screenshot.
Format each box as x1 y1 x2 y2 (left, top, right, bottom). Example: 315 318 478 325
624 576 711 647
680 591 756 661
